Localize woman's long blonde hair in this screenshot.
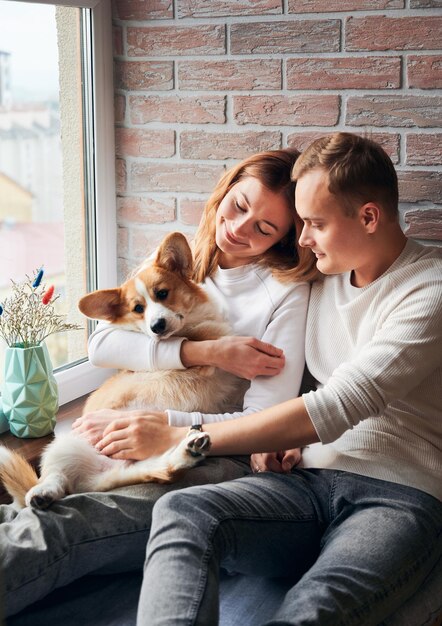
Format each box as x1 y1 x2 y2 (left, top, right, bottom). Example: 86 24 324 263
192 149 319 284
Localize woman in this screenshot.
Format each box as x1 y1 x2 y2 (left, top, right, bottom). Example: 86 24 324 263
73 148 317 463
2 148 317 618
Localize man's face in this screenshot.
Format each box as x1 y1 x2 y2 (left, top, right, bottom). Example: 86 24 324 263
295 168 371 283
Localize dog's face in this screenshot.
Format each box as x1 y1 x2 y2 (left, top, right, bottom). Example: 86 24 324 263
78 232 208 339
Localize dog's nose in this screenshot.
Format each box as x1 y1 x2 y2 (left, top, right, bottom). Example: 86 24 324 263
151 318 167 335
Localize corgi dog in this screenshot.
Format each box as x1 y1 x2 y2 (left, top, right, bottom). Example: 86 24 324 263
0 232 245 510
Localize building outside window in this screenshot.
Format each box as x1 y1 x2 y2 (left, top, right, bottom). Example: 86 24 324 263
0 0 116 405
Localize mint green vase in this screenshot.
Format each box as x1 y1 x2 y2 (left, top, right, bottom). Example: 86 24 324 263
2 343 59 438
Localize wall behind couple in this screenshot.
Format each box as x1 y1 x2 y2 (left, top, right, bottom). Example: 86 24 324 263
111 0 442 280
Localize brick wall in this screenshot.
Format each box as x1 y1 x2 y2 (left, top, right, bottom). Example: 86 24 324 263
112 0 442 278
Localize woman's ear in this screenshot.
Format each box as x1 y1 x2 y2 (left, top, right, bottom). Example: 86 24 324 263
359 203 380 234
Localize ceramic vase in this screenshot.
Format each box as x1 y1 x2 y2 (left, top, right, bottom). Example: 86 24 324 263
2 342 58 438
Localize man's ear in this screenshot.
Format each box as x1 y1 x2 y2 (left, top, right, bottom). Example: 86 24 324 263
359 203 380 234
78 288 123 322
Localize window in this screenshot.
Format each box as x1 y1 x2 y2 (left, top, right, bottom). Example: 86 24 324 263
0 0 116 404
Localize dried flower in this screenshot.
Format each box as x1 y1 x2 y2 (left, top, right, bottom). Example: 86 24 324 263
42 285 55 305
0 269 82 348
32 268 44 288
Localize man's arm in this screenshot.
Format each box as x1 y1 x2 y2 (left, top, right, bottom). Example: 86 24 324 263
204 396 319 455
94 397 319 460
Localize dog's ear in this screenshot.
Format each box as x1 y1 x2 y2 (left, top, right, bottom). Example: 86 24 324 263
78 288 124 322
154 232 193 279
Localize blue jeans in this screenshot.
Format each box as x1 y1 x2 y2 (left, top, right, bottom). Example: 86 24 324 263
138 469 442 626
0 456 251 617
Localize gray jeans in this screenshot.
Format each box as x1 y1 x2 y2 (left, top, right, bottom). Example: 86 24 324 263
0 456 251 617
138 469 442 626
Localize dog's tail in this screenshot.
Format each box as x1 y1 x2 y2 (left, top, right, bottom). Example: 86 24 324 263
0 447 38 508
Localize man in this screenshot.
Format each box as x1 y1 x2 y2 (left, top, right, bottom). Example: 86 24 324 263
130 133 442 625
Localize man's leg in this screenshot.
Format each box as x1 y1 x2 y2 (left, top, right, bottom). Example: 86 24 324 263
137 470 330 626
269 472 442 626
1 456 250 617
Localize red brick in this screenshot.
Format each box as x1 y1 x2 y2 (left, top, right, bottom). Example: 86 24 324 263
114 95 126 123
406 134 442 166
287 132 400 163
178 0 281 17
115 61 173 92
346 16 442 51
115 128 175 158
398 171 441 203
117 226 129 252
179 199 206 226
234 95 340 126
288 0 403 10
127 25 225 57
131 163 224 193
404 209 442 240
114 0 172 20
346 96 442 128
180 131 281 159
117 257 132 284
178 60 281 90
113 25 123 56
410 0 442 6
118 197 176 224
129 95 226 124
408 56 442 89
287 57 400 90
115 158 127 193
131 229 176 264
230 20 340 54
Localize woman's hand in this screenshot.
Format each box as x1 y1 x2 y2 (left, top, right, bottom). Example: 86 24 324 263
181 336 285 380
250 448 302 474
93 410 183 461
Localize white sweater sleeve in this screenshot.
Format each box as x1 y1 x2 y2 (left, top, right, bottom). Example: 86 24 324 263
303 276 442 443
88 321 186 371
167 282 310 426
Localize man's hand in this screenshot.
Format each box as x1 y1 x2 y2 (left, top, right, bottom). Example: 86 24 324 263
250 449 302 473
181 336 285 380
93 410 182 461
72 408 152 445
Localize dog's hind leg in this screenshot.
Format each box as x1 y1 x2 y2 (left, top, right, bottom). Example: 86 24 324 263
25 434 111 509
25 472 69 509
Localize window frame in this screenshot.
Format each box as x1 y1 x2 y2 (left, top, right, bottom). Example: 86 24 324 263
19 0 117 404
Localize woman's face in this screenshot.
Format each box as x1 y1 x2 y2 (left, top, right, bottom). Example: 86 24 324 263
215 177 293 269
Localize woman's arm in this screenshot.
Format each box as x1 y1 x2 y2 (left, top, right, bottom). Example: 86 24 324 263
88 322 284 378
88 321 186 371
167 283 310 427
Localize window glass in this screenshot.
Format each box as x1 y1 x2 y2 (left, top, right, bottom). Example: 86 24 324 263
0 1 91 380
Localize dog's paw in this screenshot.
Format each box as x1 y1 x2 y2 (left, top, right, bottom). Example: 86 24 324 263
25 483 63 509
186 431 211 458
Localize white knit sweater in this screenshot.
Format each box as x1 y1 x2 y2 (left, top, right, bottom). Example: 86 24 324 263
301 239 442 501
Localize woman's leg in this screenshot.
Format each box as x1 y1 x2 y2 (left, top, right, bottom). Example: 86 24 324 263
137 470 329 626
1 456 250 617
268 472 442 626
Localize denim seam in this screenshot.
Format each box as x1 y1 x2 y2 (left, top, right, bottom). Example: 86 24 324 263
337 546 441 626
186 518 220 626
5 525 151 593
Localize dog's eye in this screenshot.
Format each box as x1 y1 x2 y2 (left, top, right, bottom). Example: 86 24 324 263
133 304 145 314
155 289 169 301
